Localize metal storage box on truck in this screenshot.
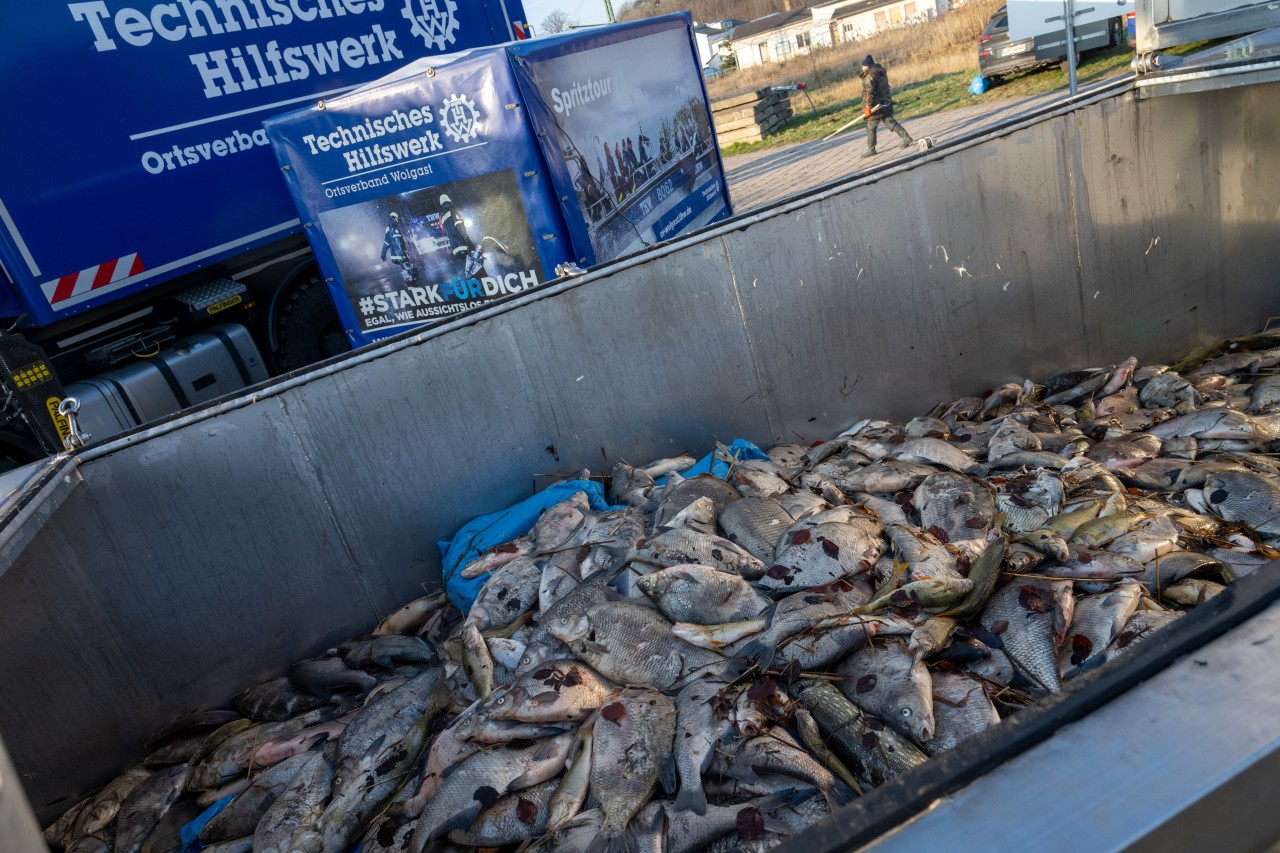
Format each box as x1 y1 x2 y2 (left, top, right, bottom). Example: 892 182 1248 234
1 78 1279 848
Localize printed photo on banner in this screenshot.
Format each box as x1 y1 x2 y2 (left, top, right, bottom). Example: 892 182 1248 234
317 168 545 333
524 26 729 263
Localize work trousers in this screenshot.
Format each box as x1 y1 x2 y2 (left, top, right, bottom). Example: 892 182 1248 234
867 113 912 152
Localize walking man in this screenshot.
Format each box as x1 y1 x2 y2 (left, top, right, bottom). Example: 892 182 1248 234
860 55 912 156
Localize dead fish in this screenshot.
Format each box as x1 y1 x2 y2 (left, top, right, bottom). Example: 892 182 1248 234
114 764 190 853
629 527 767 579
672 619 769 651
652 474 740 532
736 576 873 669
924 671 1000 756
587 688 676 852
1186 470 1280 536
718 496 796 562
672 678 734 815
790 679 927 789
485 660 616 723
1106 610 1184 659
199 751 313 843
407 734 573 848
1162 577 1226 606
252 750 333 853
445 778 559 846
1058 580 1143 680
761 520 882 592
634 562 770 624
373 592 450 635
548 600 738 691
914 472 995 544
465 555 544 632
235 677 330 721
835 642 935 743
981 578 1068 695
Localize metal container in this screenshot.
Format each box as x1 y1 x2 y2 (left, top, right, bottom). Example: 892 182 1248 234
2 79 1279 843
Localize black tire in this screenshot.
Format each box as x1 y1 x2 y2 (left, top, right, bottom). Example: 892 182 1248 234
0 429 44 472
274 273 350 372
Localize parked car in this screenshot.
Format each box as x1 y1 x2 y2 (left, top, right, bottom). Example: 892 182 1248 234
978 5 1124 82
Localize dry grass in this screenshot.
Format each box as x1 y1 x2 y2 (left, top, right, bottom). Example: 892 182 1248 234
707 0 1003 109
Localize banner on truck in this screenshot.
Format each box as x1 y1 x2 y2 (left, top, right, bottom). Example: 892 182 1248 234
0 2 527 325
265 47 571 346
507 14 733 267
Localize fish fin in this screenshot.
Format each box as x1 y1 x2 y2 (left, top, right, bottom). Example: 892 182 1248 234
580 640 611 656
673 783 708 815
659 752 678 797
737 637 775 670
755 601 778 625
584 790 600 811
362 733 387 760
306 733 330 752
606 570 632 596
585 831 624 853
762 817 794 836
724 763 761 784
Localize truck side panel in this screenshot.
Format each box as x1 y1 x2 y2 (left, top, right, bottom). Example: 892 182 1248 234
1 80 1278 819
0 1 526 326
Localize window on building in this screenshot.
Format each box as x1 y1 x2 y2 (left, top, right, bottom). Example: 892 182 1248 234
796 31 811 48
874 10 889 26
774 36 793 58
889 6 903 23
841 21 856 38
904 1 917 16
758 41 770 62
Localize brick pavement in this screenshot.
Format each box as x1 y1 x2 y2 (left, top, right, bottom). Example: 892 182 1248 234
722 77 1127 212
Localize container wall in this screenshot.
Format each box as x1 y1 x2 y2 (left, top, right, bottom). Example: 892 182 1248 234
3 81 1280 819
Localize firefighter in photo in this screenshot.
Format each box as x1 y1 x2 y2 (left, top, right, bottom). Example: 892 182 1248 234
439 194 474 263
860 54 913 157
380 211 416 282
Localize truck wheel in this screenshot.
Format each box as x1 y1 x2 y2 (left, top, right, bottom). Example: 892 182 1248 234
274 275 350 372
0 430 43 472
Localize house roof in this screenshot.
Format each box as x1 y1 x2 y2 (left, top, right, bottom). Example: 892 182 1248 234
731 7 816 40
815 0 903 16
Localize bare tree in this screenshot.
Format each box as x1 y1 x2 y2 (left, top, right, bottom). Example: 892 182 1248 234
542 10 578 32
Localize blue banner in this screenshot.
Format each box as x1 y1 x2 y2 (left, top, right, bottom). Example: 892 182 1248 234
0 1 526 325
507 14 733 268
265 47 571 346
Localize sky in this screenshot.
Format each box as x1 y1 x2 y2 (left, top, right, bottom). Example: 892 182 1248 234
520 0 614 32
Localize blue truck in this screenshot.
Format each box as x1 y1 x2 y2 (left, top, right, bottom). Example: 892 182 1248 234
0 0 529 465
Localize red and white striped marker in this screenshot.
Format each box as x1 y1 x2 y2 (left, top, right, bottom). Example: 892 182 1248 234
42 253 145 307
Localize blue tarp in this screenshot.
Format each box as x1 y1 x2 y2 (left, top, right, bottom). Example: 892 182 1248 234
179 794 236 853
438 439 769 612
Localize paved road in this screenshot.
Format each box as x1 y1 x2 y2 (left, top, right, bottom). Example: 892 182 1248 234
723 76 1129 212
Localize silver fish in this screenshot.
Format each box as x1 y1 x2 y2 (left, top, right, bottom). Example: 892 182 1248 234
835 642 935 743
672 678 734 815
407 734 573 849
761 519 882 592
588 688 676 852
550 600 736 691
445 778 559 846
718 496 795 562
485 659 616 723
1058 580 1143 680
635 562 770 624
980 578 1067 695
925 670 1001 756
253 750 333 853
914 473 995 544
629 526 767 579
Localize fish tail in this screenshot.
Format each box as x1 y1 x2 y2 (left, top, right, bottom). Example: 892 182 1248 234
737 637 775 670
585 830 627 853
674 782 708 815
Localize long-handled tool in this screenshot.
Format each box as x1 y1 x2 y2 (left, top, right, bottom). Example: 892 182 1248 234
822 102 886 142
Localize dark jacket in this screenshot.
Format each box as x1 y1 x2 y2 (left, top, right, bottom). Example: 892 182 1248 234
861 64 894 113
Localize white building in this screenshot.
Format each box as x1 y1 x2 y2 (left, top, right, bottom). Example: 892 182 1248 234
693 18 743 74
729 0 950 69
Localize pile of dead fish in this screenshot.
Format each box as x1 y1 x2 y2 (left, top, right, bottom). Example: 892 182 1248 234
45 338 1280 853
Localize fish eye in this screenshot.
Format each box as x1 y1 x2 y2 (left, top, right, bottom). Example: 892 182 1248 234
901 708 913 717
496 697 506 705
521 655 532 664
